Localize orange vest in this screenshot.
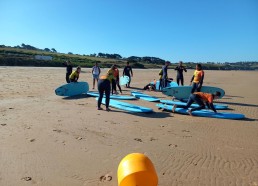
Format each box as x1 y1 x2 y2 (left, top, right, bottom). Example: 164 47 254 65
194 92 213 103
193 70 204 83
114 68 119 77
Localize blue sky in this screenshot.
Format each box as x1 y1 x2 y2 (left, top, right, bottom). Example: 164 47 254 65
0 0 257 62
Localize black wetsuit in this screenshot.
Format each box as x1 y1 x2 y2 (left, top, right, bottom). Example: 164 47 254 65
175 66 187 86
98 79 111 108
161 65 168 88
63 63 73 83
123 66 133 87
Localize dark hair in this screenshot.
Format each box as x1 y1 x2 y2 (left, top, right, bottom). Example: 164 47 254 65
111 64 116 69
77 66 81 70
126 62 129 65
197 63 202 69
214 91 221 97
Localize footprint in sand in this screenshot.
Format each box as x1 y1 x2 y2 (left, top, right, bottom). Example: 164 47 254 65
150 137 157 141
21 177 32 181
99 174 112 182
53 129 62 133
9 108 14 110
182 130 190 133
1 123 7 126
29 139 36 142
134 138 143 142
169 144 178 147
76 137 83 140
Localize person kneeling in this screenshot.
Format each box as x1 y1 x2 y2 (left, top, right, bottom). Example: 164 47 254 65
172 91 221 116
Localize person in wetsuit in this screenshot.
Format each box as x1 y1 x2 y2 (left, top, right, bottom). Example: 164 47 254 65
123 62 133 88
63 60 73 83
172 91 221 116
190 63 204 93
174 61 187 86
97 65 116 111
161 61 170 89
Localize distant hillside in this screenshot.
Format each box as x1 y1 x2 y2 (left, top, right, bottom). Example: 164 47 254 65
0 44 257 70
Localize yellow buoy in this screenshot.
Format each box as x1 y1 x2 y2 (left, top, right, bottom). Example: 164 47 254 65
117 153 158 186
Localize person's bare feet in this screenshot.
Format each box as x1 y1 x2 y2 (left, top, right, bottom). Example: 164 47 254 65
187 109 193 116
98 107 103 110
106 108 111 112
172 104 177 113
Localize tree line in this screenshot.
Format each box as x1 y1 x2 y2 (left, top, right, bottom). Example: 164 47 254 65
0 44 257 70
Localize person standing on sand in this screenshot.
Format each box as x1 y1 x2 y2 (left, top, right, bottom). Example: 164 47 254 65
172 91 221 116
63 60 73 83
92 62 101 89
69 66 81 82
112 66 122 95
97 65 116 111
175 61 187 86
190 63 204 93
123 62 133 88
161 61 170 89
158 69 163 90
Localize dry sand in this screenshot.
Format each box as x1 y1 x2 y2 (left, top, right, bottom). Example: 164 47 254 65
0 66 258 186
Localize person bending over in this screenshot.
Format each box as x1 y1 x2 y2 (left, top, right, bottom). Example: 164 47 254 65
69 66 81 82
97 65 116 111
172 91 221 116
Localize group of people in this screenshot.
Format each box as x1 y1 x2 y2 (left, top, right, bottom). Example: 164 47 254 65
63 60 220 115
159 61 204 94
159 61 220 115
63 61 133 111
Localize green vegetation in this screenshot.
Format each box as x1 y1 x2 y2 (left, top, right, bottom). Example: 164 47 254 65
0 44 257 70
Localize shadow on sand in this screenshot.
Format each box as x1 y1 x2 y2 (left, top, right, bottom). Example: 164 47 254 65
218 101 258 108
62 94 89 100
104 109 172 119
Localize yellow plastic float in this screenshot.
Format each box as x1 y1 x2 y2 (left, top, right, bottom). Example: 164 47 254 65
117 153 158 186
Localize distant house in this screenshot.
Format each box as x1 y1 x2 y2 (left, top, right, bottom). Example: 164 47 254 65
35 55 53 61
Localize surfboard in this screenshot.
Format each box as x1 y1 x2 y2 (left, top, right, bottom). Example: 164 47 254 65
151 80 178 90
160 100 228 110
131 91 160 102
162 86 225 99
55 82 89 97
156 104 245 119
97 98 153 113
120 76 130 85
87 91 137 100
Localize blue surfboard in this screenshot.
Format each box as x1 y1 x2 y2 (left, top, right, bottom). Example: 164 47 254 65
131 91 160 102
120 76 130 85
151 80 178 90
160 100 228 110
156 104 245 119
55 82 89 97
87 91 136 100
97 98 153 113
162 86 225 99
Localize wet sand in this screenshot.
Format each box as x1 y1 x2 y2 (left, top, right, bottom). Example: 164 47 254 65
0 67 258 186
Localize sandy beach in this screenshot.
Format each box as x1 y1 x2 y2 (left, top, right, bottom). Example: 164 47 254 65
0 66 258 186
